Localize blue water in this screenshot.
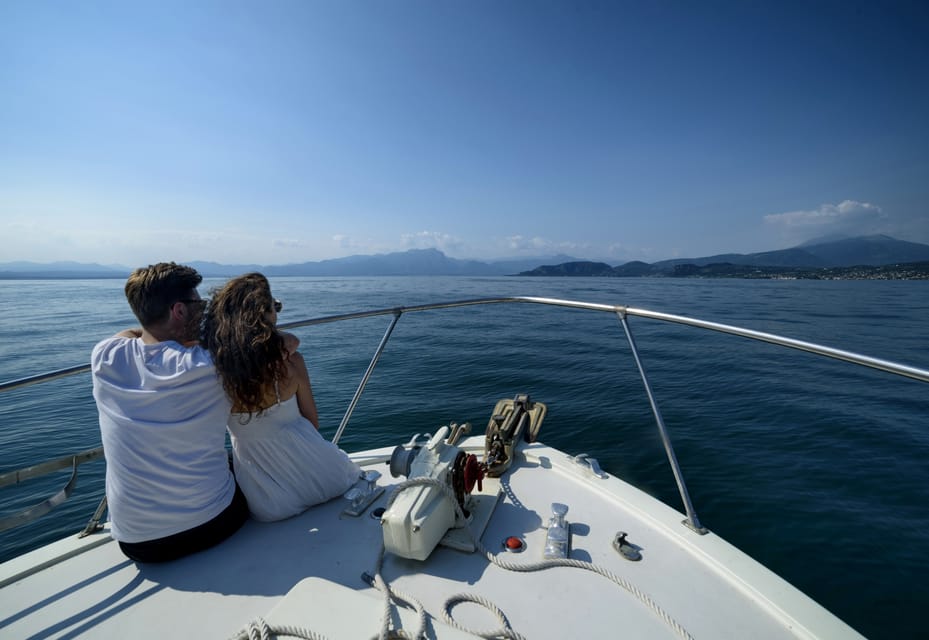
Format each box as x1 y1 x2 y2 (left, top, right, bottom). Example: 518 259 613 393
1 276 927 639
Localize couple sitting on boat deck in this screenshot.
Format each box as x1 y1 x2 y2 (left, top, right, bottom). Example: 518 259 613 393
91 262 362 563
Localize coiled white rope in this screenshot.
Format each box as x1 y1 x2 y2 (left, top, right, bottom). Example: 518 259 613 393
228 617 329 640
369 543 428 639
442 593 525 640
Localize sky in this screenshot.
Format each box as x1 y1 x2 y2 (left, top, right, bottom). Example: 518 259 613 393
2 1 928 267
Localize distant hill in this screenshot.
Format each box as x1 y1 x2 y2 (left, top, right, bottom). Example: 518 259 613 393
261 249 497 276
0 249 580 279
190 249 581 277
648 235 929 270
798 235 929 266
0 261 129 279
520 261 615 277
521 235 929 277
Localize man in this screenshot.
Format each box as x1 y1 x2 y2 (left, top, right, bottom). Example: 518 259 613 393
91 262 248 562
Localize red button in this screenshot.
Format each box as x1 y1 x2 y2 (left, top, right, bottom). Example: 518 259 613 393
505 536 523 549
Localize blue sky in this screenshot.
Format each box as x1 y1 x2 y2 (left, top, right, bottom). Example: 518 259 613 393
2 1 928 266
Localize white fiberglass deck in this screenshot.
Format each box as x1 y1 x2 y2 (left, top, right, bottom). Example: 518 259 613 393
1 436 862 639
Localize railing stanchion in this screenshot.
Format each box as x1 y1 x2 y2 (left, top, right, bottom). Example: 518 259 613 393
617 311 707 534
331 310 402 446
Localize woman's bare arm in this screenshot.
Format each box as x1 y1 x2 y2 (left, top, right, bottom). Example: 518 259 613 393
287 350 320 429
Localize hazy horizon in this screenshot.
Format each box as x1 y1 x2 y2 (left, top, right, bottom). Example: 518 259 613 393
4 232 926 273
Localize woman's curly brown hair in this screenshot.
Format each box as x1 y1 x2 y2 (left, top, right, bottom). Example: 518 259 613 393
203 273 287 422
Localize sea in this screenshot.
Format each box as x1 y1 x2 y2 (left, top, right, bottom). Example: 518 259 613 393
1 275 927 640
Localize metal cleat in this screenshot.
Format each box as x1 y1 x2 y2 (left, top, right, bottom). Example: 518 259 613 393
342 470 385 517
569 453 608 479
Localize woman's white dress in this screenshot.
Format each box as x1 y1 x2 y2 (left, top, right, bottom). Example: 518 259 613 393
227 395 362 522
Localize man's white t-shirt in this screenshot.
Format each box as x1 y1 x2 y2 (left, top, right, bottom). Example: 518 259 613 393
91 337 236 543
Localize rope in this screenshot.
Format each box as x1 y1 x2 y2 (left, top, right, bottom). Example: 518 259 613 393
369 527 429 639
442 593 526 640
227 617 330 640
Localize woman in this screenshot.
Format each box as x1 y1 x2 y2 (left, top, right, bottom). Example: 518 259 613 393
203 273 362 522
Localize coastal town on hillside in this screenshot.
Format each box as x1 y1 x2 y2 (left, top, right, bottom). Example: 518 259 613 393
666 262 929 280
519 260 929 280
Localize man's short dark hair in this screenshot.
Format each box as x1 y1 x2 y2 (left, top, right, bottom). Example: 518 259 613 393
124 262 202 328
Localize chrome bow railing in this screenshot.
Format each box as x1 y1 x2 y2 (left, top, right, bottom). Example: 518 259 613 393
3 296 929 535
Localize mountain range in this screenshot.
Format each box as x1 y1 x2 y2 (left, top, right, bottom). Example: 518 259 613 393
521 235 929 277
0 250 578 279
1 235 928 279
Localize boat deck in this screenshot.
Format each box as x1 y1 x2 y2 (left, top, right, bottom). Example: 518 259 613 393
1 436 862 639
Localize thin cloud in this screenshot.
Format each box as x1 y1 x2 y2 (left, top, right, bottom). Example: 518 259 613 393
400 231 463 254
504 235 587 256
763 200 887 243
506 235 552 252
330 234 392 255
332 234 365 250
272 238 310 250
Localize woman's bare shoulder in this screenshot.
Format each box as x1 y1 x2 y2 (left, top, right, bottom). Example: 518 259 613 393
279 331 300 354
275 350 304 396
287 349 307 366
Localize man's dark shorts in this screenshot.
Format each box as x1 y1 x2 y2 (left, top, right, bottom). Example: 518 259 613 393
118 485 249 563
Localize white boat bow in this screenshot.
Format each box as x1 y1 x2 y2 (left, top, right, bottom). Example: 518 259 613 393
5 296 922 639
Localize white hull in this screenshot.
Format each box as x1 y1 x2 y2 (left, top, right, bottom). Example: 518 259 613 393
2 436 862 639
